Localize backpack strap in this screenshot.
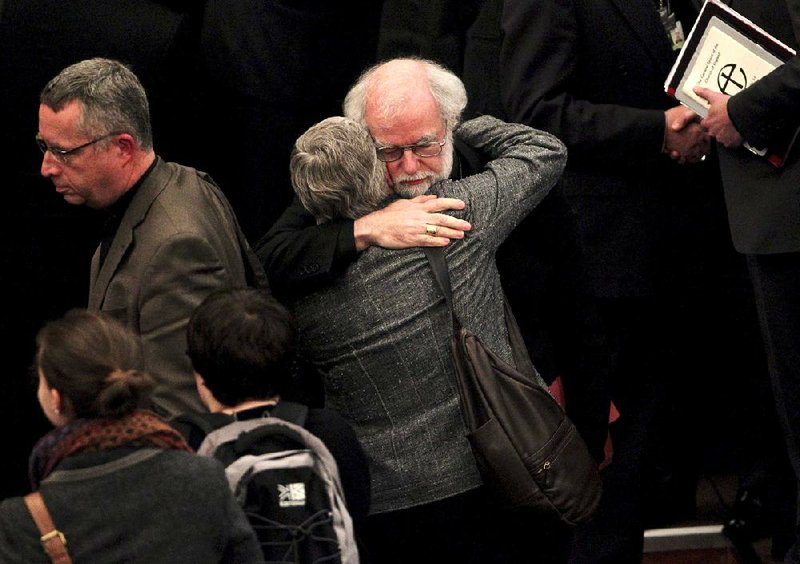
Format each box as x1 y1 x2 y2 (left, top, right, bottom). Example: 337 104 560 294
268 401 309 428
169 411 233 451
170 410 217 435
23 492 73 564
224 402 310 455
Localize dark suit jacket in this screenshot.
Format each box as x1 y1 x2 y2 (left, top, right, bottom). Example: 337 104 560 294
500 0 705 297
378 0 483 75
198 0 383 241
90 158 267 416
720 0 800 254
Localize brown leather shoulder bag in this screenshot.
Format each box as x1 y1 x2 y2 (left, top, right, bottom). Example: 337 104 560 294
425 248 602 524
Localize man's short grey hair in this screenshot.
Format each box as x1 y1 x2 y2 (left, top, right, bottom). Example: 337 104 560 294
291 117 387 224
40 58 153 150
343 57 467 131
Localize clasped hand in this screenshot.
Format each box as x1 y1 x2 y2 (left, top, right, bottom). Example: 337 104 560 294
353 195 472 251
664 105 711 163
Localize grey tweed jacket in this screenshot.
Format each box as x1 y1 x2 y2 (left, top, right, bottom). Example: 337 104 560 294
291 115 567 514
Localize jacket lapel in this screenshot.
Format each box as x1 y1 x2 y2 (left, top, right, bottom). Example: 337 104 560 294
88 158 167 309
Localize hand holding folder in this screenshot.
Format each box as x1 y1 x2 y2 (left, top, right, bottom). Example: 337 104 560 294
692 86 745 148
664 0 799 167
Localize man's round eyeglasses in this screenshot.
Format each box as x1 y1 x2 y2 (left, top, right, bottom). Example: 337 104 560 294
375 139 447 163
35 132 119 163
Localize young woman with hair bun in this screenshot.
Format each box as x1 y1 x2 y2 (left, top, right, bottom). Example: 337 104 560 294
0 309 263 563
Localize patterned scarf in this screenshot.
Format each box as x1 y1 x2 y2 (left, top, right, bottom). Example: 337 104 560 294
29 409 192 489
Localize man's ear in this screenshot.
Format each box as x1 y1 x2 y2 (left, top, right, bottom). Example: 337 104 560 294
194 372 222 412
114 133 138 157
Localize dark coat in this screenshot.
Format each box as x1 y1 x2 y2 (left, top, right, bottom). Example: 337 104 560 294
720 0 800 254
499 0 706 297
0 449 263 563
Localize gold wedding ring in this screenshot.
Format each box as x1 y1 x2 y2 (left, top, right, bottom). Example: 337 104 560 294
425 224 439 235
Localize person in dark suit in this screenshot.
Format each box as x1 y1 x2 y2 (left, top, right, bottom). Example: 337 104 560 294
37 58 267 417
498 0 713 561
377 0 483 75
694 1 800 561
198 0 384 242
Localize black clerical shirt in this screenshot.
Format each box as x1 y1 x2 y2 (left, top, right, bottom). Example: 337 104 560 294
97 157 158 268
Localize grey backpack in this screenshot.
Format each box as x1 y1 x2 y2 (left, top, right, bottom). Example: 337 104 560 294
197 404 359 563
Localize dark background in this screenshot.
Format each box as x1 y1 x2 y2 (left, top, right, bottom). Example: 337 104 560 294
0 0 777 519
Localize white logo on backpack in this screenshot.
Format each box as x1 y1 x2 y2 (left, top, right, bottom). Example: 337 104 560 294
279 482 306 507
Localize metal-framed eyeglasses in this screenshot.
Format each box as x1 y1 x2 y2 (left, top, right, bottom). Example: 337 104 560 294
35 132 120 164
375 130 448 163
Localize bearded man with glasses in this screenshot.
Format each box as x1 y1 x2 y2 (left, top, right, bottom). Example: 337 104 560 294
257 58 482 299
36 58 268 418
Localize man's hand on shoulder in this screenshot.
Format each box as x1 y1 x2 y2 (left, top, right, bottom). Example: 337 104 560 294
353 195 472 251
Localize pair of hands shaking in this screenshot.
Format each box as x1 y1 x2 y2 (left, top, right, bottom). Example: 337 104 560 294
664 86 744 163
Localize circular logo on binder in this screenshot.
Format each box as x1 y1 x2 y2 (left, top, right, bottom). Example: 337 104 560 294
718 64 748 95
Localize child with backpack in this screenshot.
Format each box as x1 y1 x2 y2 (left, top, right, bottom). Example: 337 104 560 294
171 288 370 564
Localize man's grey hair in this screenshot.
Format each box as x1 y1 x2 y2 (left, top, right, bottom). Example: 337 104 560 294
291 117 387 224
40 58 153 150
343 57 467 131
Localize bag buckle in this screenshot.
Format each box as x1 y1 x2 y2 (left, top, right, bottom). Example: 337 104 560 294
40 529 67 547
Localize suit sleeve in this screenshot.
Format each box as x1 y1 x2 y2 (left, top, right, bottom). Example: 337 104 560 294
254 196 359 298
727 1 800 149
499 0 666 169
138 233 239 415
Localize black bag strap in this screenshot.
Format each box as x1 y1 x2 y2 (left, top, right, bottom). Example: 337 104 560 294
237 228 271 290
423 247 538 379
423 248 460 329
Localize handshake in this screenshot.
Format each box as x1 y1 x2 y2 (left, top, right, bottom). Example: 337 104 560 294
664 86 744 164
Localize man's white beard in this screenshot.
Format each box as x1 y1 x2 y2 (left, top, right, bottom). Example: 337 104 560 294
392 173 437 197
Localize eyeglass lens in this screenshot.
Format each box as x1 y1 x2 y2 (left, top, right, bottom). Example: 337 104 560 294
377 141 444 162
